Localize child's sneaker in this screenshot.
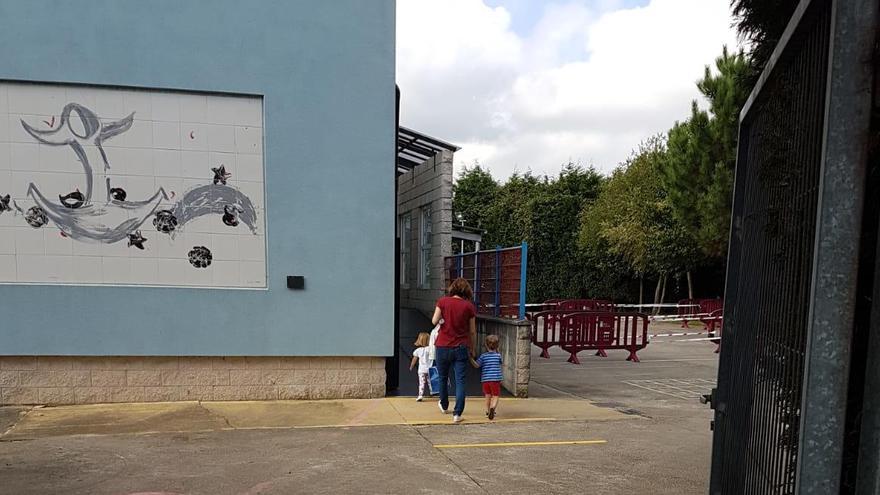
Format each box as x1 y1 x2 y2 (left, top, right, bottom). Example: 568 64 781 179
488 407 496 420
452 415 462 423
416 396 423 402
438 401 448 414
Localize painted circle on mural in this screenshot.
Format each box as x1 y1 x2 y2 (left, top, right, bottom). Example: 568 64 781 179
188 246 212 268
110 187 127 202
153 210 178 234
25 206 48 228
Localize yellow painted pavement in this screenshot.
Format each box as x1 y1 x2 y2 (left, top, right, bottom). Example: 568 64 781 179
1 396 632 440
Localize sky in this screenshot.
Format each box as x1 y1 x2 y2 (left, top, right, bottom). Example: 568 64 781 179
396 0 741 179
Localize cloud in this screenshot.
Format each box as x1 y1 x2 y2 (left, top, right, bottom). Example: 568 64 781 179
397 0 740 179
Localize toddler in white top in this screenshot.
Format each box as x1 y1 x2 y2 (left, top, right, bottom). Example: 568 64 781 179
410 332 432 401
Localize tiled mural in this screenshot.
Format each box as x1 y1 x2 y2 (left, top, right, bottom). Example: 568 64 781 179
0 83 266 287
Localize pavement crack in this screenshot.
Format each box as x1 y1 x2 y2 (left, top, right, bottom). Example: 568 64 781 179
197 401 234 430
530 380 651 418
410 426 489 494
530 379 589 400
0 406 35 438
384 398 411 425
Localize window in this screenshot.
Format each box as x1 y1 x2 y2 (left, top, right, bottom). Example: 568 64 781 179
399 214 411 287
419 206 432 288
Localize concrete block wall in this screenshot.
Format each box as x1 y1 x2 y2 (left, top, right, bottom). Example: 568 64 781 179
0 356 386 405
397 150 454 315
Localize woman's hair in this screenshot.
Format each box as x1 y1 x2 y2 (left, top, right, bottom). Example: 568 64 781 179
485 334 500 351
447 277 473 300
414 332 430 348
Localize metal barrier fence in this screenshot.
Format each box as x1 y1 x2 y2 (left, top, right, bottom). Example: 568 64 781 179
530 310 649 363
708 1 879 493
443 242 528 319
678 298 723 328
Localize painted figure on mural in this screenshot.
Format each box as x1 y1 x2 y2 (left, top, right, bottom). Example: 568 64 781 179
12 101 260 269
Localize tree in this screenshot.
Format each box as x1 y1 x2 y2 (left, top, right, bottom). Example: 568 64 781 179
452 163 498 230
580 138 699 306
731 0 801 72
660 47 753 261
523 165 603 301
453 164 606 302
481 172 543 248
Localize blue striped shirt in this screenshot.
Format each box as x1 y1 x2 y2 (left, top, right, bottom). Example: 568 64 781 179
477 352 503 382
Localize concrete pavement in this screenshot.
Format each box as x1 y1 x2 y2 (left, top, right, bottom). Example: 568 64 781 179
0 326 719 494
1 397 627 440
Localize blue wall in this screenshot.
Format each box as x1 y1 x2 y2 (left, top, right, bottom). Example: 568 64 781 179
0 0 396 356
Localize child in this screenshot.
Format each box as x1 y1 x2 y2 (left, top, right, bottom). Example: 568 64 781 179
410 332 431 401
471 334 503 420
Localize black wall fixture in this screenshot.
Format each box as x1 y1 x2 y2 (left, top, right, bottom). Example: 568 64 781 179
286 276 305 290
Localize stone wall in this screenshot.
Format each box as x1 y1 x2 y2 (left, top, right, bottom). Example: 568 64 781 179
475 316 532 397
397 150 454 315
0 356 386 405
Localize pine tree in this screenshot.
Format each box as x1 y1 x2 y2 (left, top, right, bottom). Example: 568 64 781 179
660 47 753 260
731 0 801 72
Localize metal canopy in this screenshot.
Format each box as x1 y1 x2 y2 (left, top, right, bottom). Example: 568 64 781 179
452 223 484 242
397 126 459 174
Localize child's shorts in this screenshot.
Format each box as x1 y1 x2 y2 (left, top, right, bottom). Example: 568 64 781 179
482 381 501 396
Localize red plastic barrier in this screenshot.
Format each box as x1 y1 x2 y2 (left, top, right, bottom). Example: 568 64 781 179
678 298 699 328
701 309 723 353
557 299 615 312
543 299 563 311
530 310 568 358
699 298 723 314
559 311 649 364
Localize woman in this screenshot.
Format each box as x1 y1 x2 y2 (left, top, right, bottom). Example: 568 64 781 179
431 278 477 423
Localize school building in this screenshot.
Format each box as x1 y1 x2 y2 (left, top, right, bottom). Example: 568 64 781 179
0 0 403 404
0 1 530 405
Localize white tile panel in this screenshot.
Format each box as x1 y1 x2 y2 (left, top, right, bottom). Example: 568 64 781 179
179 94 208 123
0 82 265 288
151 93 180 122
153 121 181 150
0 254 16 281
234 126 262 155
207 124 235 153
153 149 182 179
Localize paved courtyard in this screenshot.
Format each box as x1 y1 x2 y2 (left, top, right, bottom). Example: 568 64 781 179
0 325 719 494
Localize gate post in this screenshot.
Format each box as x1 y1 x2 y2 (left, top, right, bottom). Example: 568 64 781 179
796 0 877 492
519 242 528 320
494 246 501 317
474 251 480 309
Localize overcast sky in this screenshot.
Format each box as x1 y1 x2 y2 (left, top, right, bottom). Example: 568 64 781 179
396 0 741 179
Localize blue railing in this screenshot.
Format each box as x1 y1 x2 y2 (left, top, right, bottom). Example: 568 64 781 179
444 241 528 320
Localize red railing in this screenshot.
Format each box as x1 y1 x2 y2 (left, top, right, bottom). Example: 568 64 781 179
678 298 699 328
557 299 615 312
531 310 567 358
702 309 723 353
699 298 724 315
530 309 649 364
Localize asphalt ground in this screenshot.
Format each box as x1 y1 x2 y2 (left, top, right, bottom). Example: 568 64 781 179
0 322 719 494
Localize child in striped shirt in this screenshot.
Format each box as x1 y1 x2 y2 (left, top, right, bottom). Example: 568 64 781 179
471 334 503 420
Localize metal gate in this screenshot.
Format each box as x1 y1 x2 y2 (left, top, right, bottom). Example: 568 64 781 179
708 1 879 493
